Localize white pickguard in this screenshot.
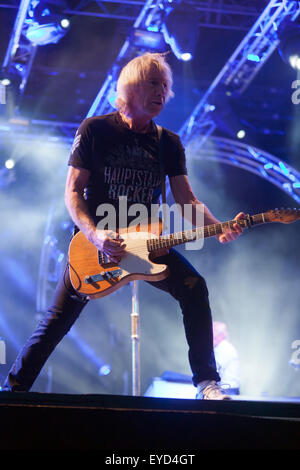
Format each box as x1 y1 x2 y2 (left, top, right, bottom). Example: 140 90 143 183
117 231 166 278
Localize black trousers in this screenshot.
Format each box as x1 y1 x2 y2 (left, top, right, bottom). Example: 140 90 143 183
3 248 220 391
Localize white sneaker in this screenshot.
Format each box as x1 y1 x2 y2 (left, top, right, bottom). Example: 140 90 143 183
196 380 232 400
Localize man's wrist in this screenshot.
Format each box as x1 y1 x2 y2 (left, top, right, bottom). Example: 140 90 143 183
86 224 98 243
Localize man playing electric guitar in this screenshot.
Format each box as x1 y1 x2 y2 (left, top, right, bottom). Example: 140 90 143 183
3 53 243 399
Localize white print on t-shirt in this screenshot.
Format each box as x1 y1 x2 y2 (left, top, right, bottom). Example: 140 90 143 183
71 134 81 154
103 140 161 204
104 166 161 203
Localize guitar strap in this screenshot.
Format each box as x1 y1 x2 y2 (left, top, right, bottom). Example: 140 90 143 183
156 124 168 231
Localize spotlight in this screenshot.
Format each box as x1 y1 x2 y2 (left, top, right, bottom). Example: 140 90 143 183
181 53 192 62
0 69 21 118
162 7 199 61
5 159 15 169
0 78 11 87
209 86 247 140
98 364 111 376
25 0 70 46
60 18 70 29
237 129 246 139
131 28 167 52
0 68 20 88
278 19 300 70
289 54 300 70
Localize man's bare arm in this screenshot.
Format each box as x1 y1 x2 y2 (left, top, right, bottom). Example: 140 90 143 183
65 166 126 261
169 175 244 243
169 174 220 226
65 166 97 241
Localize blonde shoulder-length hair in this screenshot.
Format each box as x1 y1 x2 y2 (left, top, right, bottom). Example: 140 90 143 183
115 52 174 115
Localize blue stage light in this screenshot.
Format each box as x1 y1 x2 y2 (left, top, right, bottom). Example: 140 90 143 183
181 53 192 62
99 364 111 376
5 159 15 169
131 29 167 52
279 161 289 176
0 69 21 119
237 129 246 139
247 54 260 62
67 328 112 377
264 163 273 170
278 19 300 70
25 21 69 45
289 54 300 70
0 78 11 87
107 87 117 109
161 7 199 62
25 0 70 46
162 25 193 61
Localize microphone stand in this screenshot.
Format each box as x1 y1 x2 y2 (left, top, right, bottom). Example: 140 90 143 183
131 280 140 396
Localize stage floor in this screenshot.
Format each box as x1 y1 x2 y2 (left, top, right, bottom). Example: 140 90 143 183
1 391 300 451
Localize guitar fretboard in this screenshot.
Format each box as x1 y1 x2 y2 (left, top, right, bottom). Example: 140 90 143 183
147 213 266 252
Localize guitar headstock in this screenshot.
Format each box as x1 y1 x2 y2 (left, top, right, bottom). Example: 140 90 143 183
265 208 300 224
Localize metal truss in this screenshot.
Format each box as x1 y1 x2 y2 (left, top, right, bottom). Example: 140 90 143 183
83 0 300 205
36 200 68 313
59 0 261 31
187 135 300 204
1 0 300 202
1 0 299 126
174 0 300 205
1 0 37 109
0 0 264 122
178 0 300 147
63 0 145 22
189 0 262 31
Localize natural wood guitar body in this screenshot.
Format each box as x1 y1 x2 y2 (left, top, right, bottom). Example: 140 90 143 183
68 220 169 299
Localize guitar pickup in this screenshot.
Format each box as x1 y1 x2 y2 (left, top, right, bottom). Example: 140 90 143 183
84 269 122 284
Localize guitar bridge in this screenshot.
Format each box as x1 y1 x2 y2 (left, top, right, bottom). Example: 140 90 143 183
84 268 122 284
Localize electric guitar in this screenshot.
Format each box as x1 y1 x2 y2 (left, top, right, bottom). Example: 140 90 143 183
68 208 300 299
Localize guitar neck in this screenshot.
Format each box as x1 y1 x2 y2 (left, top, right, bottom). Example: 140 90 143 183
148 212 267 252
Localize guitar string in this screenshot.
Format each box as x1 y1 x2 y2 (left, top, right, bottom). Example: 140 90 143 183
96 213 284 259
97 212 295 255
98 215 270 260
116 222 234 248
98 222 241 260
92 212 299 263
101 233 203 255
113 221 243 252
98 233 223 259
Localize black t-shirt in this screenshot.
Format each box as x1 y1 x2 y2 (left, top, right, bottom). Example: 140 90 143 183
68 112 187 228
